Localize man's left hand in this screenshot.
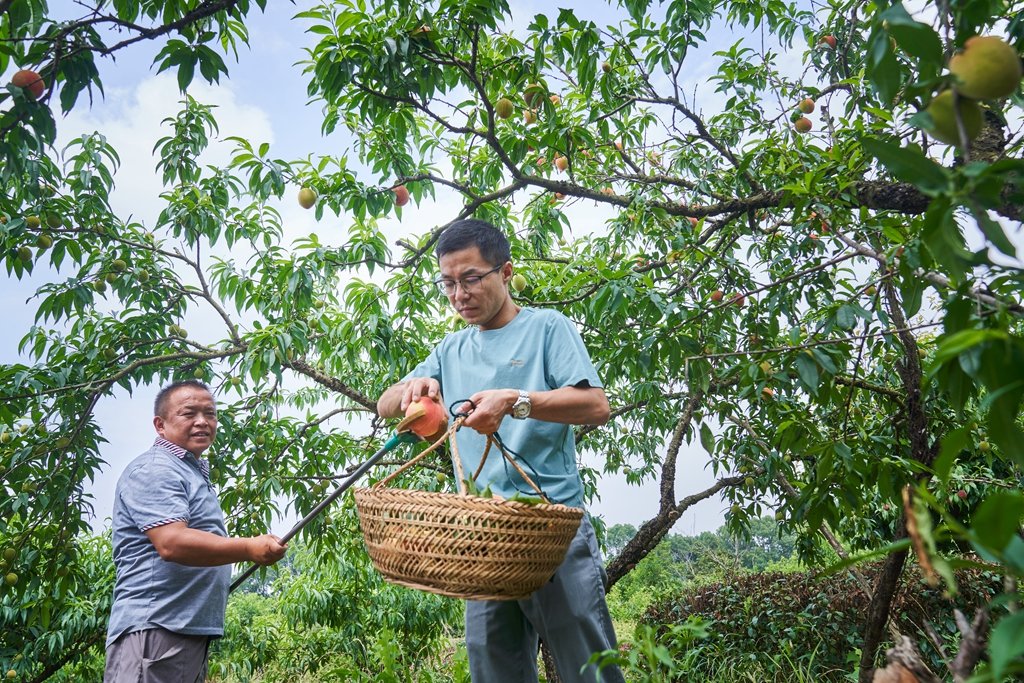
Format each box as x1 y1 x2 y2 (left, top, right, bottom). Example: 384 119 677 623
458 389 516 434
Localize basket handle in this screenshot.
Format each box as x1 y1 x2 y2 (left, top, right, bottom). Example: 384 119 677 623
451 430 551 503
372 416 552 504
372 417 463 490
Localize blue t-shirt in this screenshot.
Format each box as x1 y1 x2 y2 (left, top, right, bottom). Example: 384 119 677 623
406 307 602 508
106 444 231 646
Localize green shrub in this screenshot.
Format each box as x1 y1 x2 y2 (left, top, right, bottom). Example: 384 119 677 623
3 532 113 683
209 540 464 681
641 563 1002 681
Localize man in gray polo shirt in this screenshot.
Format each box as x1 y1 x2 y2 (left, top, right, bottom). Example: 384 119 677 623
104 380 287 682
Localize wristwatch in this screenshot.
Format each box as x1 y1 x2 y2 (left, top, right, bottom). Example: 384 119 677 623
511 389 532 419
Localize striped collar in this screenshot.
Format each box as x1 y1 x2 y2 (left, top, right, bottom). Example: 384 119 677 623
154 437 211 481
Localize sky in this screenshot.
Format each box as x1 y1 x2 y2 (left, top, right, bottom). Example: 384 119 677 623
0 0 831 540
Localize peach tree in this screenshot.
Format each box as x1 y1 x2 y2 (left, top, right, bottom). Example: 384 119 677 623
2 0 1023 680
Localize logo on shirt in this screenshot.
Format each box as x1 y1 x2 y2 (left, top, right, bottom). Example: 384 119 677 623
509 359 524 367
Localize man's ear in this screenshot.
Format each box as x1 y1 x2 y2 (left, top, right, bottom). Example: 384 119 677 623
502 260 514 283
153 415 164 436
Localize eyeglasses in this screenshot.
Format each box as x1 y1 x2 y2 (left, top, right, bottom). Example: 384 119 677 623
434 264 503 296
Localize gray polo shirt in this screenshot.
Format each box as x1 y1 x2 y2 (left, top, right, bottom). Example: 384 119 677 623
106 440 231 647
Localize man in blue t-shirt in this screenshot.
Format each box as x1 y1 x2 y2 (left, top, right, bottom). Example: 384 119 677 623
104 381 287 683
377 219 624 683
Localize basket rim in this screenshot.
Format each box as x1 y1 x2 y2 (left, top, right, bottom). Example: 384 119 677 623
354 485 585 516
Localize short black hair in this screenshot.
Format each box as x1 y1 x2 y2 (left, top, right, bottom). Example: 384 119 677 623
436 219 511 267
154 380 211 417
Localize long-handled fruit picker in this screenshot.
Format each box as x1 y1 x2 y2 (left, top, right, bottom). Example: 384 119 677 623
229 397 448 592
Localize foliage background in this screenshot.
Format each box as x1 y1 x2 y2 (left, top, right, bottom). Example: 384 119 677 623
1 0 1023 681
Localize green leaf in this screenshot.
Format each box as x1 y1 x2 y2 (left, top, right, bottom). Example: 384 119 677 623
700 422 714 453
866 45 902 104
819 538 912 577
972 207 1018 257
177 55 197 92
920 198 978 279
795 352 819 392
934 329 1007 364
988 412 1024 466
933 426 969 482
880 5 942 64
861 138 950 194
899 274 924 318
989 610 1024 681
835 304 856 330
972 490 1024 552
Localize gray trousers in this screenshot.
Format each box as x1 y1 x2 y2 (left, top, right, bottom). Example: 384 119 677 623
465 515 626 683
104 628 210 683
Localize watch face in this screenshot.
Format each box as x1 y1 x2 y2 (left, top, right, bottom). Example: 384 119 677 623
513 395 531 418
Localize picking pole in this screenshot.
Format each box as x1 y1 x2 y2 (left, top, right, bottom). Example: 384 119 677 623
229 430 420 593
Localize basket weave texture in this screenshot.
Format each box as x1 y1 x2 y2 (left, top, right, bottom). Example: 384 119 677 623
354 418 583 600
354 487 582 600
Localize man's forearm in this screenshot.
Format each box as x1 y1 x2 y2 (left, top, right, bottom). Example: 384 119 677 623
147 524 254 566
377 381 408 419
527 386 610 426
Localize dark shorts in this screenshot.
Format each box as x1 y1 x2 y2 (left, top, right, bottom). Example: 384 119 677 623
104 628 210 683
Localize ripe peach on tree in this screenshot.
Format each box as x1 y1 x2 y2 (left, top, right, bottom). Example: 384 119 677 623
523 82 545 107
11 69 44 99
392 184 410 206
924 90 982 146
298 186 317 209
948 35 1022 100
494 97 514 119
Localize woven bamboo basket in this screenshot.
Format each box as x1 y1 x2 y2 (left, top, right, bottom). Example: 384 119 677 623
354 417 583 600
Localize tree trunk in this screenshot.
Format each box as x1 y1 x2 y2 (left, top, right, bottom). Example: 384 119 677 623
858 548 908 682
858 277 939 681
541 640 561 683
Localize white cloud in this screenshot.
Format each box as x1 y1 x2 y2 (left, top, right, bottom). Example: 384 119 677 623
58 72 275 227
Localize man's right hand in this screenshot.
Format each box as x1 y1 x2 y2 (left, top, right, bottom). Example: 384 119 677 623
247 534 287 565
399 377 442 412
377 378 444 421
